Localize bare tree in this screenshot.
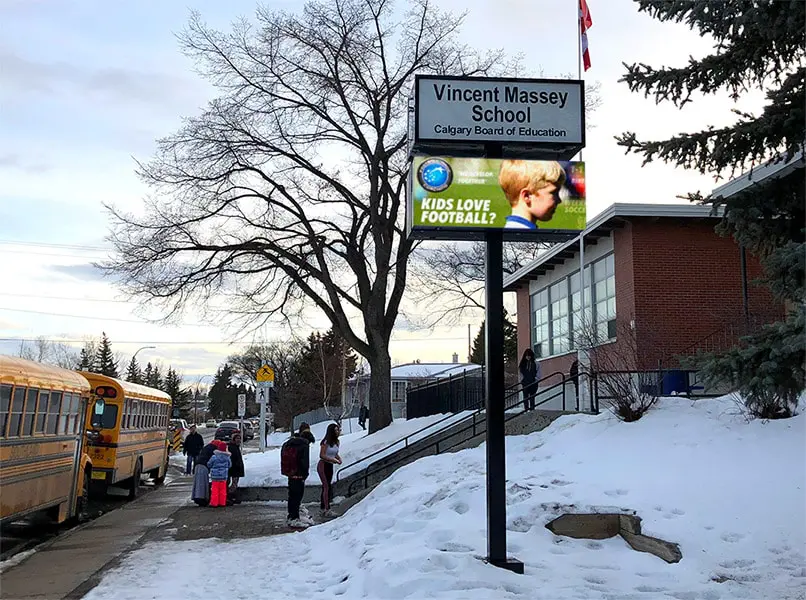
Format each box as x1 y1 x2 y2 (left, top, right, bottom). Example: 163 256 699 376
102 0 501 433
409 241 552 326
575 318 662 422
18 337 80 369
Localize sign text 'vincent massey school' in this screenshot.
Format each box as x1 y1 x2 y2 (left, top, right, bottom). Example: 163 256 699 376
414 76 584 146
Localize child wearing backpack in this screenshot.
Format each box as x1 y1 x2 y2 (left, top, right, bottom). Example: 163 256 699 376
281 423 315 528
207 440 232 508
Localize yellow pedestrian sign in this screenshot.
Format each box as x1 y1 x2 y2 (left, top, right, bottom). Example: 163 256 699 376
256 364 275 383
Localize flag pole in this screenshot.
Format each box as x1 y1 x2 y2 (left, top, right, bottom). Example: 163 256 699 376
577 0 583 80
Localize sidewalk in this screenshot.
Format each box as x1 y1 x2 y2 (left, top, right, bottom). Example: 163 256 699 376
1 480 191 600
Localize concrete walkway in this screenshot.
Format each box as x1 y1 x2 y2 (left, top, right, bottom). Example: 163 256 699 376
1 480 191 600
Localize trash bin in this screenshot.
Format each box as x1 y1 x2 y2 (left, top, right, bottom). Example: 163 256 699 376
661 370 687 395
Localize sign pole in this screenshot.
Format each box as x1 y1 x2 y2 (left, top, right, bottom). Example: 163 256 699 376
484 143 523 574
259 391 266 452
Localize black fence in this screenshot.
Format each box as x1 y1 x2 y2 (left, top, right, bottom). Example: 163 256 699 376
406 367 485 418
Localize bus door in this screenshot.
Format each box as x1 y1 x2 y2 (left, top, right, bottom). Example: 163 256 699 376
87 394 119 486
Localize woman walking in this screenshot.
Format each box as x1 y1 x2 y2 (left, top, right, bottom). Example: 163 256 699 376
519 349 541 411
227 431 245 505
317 423 342 517
191 440 217 506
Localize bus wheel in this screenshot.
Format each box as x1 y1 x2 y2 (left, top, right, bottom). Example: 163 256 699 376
151 461 166 486
128 459 142 499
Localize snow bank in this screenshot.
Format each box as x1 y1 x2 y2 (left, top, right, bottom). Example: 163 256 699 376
84 395 806 600
241 412 472 487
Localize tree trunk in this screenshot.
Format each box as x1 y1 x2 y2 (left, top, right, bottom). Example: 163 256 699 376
367 350 392 434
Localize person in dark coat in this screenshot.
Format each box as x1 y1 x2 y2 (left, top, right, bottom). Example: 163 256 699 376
183 425 204 475
519 348 541 411
569 359 580 401
358 404 369 430
227 431 245 505
284 423 315 528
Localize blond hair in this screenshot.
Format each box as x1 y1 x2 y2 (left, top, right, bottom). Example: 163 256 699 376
498 160 566 207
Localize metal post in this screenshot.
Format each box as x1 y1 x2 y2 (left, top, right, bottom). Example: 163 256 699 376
259 391 266 452
484 227 524 574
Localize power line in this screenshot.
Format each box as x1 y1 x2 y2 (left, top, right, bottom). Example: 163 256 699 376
0 293 132 304
0 307 184 325
0 336 467 345
0 239 108 251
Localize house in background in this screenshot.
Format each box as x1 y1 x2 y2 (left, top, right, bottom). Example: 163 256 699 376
347 355 481 419
503 202 785 409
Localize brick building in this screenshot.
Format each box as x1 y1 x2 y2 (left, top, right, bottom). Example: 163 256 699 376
503 203 783 386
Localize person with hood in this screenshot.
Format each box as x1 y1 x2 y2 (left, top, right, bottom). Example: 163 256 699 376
207 440 232 508
519 348 541 411
281 422 315 528
183 425 204 475
358 404 369 430
191 440 217 506
227 431 245 505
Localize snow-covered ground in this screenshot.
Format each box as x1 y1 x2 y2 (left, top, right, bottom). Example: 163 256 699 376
84 395 805 600
240 412 472 487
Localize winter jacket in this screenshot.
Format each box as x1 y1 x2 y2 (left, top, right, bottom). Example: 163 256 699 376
519 360 538 385
284 434 312 479
359 406 369 421
183 432 205 457
196 442 217 467
228 442 245 478
207 449 232 481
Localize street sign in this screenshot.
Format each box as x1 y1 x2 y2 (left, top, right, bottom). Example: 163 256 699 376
237 393 246 417
256 380 272 389
256 365 275 383
256 388 269 403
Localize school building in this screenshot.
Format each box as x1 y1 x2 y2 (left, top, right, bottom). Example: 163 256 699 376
503 202 784 385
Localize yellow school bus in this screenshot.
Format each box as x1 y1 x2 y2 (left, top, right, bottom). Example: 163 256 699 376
0 356 92 525
80 373 171 498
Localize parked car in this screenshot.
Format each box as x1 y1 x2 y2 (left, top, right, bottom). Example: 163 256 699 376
242 421 255 441
214 421 241 442
205 419 218 428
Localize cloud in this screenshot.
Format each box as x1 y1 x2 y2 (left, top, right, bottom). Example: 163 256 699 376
48 263 109 282
0 152 51 173
0 48 197 107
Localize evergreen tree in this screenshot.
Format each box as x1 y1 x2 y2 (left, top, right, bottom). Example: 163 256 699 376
125 356 142 384
95 332 119 377
617 1 804 418
469 310 519 373
78 346 95 371
163 368 192 420
208 364 238 418
146 363 163 389
142 362 154 387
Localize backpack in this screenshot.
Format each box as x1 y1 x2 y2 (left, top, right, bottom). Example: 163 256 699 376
280 439 299 477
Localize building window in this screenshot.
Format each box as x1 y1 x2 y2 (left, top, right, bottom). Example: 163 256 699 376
530 253 616 358
531 288 549 358
549 280 570 355
392 381 407 402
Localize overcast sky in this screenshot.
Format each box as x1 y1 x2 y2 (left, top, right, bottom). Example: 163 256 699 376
0 0 757 378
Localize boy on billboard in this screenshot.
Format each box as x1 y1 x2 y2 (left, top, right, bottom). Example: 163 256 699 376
500 160 566 229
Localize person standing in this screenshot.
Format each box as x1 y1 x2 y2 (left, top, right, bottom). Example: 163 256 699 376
519 349 541 411
227 431 245 505
207 440 232 508
191 440 216 506
183 425 204 475
358 404 369 430
281 423 315 528
569 359 580 403
317 423 342 517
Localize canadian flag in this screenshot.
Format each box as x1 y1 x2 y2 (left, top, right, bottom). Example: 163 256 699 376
579 0 592 71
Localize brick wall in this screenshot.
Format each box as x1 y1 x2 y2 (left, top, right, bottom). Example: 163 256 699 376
629 217 782 366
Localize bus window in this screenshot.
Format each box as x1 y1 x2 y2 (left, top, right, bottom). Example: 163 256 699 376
9 387 25 437
46 391 61 434
0 384 11 437
123 399 131 429
58 392 69 434
91 399 118 430
22 388 38 436
70 393 81 434
35 390 49 433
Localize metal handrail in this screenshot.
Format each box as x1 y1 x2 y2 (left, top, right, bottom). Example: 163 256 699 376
344 374 571 496
335 378 522 483
335 371 566 488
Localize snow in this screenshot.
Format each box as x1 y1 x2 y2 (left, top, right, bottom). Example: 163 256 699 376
83 395 806 600
240 413 473 487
